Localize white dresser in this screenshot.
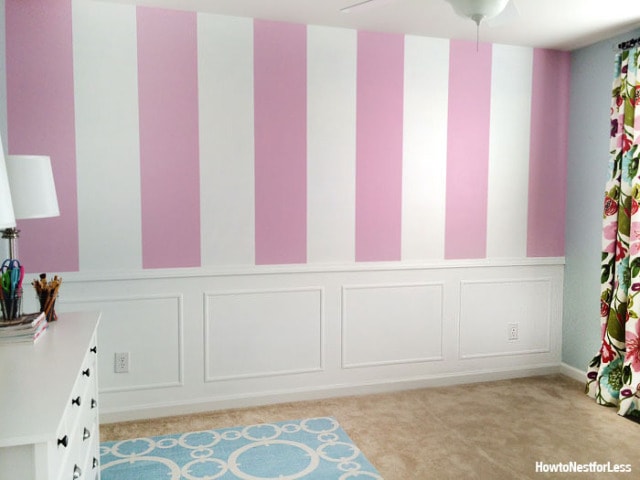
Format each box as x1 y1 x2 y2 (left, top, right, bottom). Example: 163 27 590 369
0 311 101 480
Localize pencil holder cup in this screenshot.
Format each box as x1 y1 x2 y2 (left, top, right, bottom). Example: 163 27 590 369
34 274 62 322
1 288 23 321
38 292 58 322
45 299 57 322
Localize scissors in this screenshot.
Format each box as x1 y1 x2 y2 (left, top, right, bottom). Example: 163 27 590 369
1 259 23 296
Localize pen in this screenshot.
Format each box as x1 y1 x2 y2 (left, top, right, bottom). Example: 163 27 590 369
17 265 24 290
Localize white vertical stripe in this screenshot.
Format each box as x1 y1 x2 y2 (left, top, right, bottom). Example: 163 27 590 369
198 14 255 267
486 45 533 258
72 0 142 271
402 36 450 261
307 25 357 264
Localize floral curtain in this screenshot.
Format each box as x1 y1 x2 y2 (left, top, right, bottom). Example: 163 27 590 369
586 46 640 419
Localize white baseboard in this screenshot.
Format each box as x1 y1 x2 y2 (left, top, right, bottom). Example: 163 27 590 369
99 363 562 424
559 362 586 382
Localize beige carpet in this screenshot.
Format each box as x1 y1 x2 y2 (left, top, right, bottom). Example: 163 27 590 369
100 374 640 479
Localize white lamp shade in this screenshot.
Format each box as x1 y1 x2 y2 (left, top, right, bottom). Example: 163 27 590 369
0 136 16 229
6 155 60 219
446 0 510 20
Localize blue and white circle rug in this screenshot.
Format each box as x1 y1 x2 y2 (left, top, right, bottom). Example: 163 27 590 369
100 417 383 479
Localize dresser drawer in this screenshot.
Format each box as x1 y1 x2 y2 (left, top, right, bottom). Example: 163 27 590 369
56 337 99 480
51 415 71 479
58 418 99 480
79 419 100 480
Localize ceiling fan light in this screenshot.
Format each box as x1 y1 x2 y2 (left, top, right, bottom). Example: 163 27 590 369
445 0 510 21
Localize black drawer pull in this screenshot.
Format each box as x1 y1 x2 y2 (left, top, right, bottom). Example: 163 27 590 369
82 368 90 377
57 435 68 448
91 398 97 409
73 464 82 479
90 346 97 354
83 427 91 441
72 396 81 407
92 457 98 469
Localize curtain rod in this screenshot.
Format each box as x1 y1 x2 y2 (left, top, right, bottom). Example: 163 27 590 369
618 36 640 51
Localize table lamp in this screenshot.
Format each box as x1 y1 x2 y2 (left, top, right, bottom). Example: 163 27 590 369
1 155 60 259
0 152 16 234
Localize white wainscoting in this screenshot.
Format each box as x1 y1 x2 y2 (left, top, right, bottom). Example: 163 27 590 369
458 278 553 359
341 282 444 368
49 259 564 422
204 287 324 381
62 294 184 393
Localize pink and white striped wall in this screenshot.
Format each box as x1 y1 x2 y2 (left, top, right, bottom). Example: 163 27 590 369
4 1 570 273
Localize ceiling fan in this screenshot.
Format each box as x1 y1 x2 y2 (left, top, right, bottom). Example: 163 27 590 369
341 0 519 28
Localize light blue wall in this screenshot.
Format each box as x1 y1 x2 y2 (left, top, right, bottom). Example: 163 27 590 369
563 29 640 371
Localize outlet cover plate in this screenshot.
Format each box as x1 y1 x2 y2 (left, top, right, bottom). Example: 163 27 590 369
114 352 129 373
507 323 519 341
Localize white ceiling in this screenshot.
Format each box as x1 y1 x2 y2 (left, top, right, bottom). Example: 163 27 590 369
103 0 640 51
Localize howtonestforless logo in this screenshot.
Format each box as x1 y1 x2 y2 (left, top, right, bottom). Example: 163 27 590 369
535 462 632 474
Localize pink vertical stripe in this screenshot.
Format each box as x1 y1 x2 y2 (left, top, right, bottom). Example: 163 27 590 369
254 20 307 265
355 31 404 262
444 41 492 259
5 0 78 272
137 8 200 268
527 49 570 257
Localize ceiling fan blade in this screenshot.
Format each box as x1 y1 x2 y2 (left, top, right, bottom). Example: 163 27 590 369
340 0 377 13
340 0 396 14
486 0 519 27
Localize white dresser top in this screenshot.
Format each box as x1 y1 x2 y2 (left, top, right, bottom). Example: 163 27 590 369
0 311 100 447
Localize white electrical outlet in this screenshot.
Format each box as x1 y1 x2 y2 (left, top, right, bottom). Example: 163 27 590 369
508 323 519 341
114 352 129 373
